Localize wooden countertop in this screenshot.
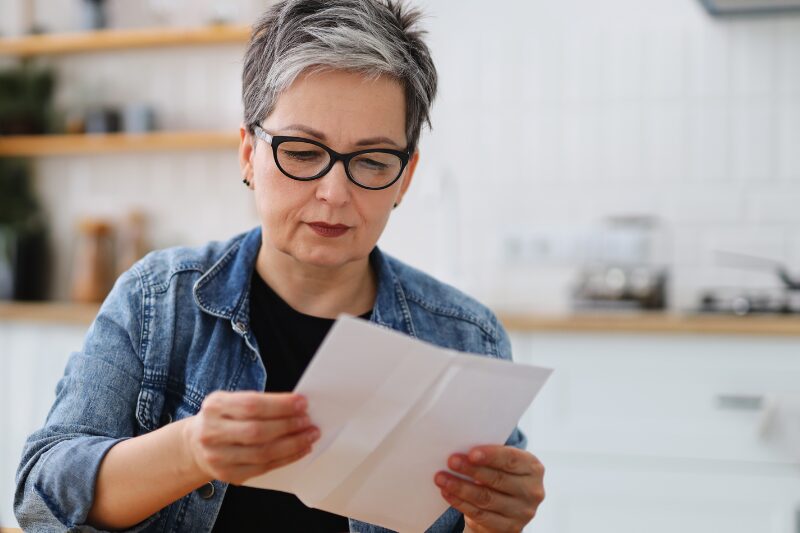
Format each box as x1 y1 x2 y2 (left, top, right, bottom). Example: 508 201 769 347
497 311 800 336
3 302 800 336
0 302 101 325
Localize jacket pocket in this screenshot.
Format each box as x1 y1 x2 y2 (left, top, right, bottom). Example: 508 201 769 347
136 372 205 433
136 373 167 433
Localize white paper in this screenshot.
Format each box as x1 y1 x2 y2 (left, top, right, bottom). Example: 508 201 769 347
243 315 552 532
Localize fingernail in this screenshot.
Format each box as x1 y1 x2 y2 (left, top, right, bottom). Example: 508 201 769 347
470 450 486 463
451 457 463 470
307 428 320 442
435 473 447 486
294 397 307 412
296 415 310 429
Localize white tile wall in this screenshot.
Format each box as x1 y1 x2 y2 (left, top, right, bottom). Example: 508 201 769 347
2 0 800 311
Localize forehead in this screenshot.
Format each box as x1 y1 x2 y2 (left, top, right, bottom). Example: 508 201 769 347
267 69 407 143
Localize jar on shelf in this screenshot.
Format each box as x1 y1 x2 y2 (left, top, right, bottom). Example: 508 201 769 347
71 218 114 303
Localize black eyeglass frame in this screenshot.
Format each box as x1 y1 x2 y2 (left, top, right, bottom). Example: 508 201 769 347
252 125 411 191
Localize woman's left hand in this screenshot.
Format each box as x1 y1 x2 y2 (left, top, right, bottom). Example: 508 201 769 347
434 445 545 533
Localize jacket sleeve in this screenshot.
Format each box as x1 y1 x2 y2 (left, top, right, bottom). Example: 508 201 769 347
14 267 156 532
492 314 529 451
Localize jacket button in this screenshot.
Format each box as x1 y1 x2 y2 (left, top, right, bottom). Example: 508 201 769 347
197 482 215 499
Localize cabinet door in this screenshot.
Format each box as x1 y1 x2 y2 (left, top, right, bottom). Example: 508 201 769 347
511 332 800 533
525 453 800 533
513 332 800 465
0 322 83 528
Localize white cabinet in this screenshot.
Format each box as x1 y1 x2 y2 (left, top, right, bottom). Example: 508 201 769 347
514 332 800 533
0 321 84 528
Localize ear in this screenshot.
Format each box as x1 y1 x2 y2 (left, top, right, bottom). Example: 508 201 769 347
239 123 255 185
395 150 420 207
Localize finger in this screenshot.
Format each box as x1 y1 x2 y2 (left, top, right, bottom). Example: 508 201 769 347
467 445 542 476
219 415 313 446
439 488 522 532
202 391 307 420
446 454 526 497
207 426 320 466
435 472 529 521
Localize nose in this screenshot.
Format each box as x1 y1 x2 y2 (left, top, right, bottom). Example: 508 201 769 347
314 160 352 206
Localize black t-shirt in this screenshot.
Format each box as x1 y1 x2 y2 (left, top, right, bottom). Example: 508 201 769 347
212 271 371 532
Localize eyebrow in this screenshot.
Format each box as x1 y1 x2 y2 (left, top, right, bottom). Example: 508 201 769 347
280 123 402 148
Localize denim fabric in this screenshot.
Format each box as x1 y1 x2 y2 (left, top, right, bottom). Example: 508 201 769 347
15 226 527 533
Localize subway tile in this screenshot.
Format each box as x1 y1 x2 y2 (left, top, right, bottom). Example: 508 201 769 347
559 106 602 183
641 103 689 183
686 24 731 98
600 31 645 102
560 30 603 105
521 106 564 184
662 184 745 223
730 102 776 181
686 100 731 182
701 224 790 267
777 18 800 97
520 31 564 104
598 102 644 182
642 30 687 100
748 189 800 223
729 22 779 97
777 104 800 180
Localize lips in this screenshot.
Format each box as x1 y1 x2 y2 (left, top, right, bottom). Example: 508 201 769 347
307 221 350 238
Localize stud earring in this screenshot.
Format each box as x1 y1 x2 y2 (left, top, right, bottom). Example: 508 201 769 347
242 178 251 187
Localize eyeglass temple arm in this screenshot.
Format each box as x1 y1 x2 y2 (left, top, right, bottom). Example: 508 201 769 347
253 125 272 144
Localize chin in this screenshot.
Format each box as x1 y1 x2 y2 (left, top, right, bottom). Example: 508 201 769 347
289 243 358 268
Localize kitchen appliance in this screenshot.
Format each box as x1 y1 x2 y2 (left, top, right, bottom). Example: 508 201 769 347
572 215 669 311
699 0 800 16
697 251 800 315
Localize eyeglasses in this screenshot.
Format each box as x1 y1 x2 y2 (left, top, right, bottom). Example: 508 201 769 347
253 125 410 191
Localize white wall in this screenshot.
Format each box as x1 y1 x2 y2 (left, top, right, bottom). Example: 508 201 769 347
403 0 800 312
2 0 799 309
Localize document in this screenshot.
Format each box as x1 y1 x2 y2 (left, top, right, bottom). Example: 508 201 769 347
243 315 552 532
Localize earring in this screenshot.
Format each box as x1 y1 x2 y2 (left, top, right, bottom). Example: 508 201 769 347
393 202 399 208
242 177 251 187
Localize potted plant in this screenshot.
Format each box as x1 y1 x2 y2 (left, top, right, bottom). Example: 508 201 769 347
0 64 56 135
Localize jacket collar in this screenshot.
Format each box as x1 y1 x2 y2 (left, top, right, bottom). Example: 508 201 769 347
192 226 417 337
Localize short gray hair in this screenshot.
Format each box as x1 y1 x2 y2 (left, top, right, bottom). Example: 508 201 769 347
242 0 438 152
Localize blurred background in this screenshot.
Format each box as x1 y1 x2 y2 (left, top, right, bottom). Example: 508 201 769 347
1 0 799 531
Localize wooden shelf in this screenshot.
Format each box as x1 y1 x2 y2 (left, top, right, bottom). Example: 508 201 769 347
0 24 250 57
0 131 240 156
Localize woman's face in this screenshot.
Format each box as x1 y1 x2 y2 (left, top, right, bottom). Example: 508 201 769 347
239 69 419 270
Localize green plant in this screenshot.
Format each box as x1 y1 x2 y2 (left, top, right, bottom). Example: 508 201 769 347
0 64 56 135
0 158 40 228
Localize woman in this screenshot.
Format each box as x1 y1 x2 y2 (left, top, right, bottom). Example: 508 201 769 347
15 1 544 531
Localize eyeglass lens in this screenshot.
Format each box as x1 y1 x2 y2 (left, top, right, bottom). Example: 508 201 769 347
276 141 403 188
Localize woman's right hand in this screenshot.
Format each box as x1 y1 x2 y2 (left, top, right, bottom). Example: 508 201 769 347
182 390 320 485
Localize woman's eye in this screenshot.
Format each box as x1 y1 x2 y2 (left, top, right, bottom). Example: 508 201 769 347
282 150 323 161
358 158 389 170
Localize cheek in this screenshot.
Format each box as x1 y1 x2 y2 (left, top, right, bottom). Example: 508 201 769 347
355 193 395 236
253 167 309 227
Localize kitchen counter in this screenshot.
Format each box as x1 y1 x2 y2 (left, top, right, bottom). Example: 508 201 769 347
3 302 800 336
497 311 800 336
0 302 100 325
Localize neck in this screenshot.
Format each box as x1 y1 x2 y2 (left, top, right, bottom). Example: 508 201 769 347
255 240 377 319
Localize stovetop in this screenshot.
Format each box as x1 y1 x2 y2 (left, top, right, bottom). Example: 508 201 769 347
698 288 800 316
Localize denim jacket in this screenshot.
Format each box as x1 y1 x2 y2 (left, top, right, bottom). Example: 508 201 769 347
15 226 527 533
